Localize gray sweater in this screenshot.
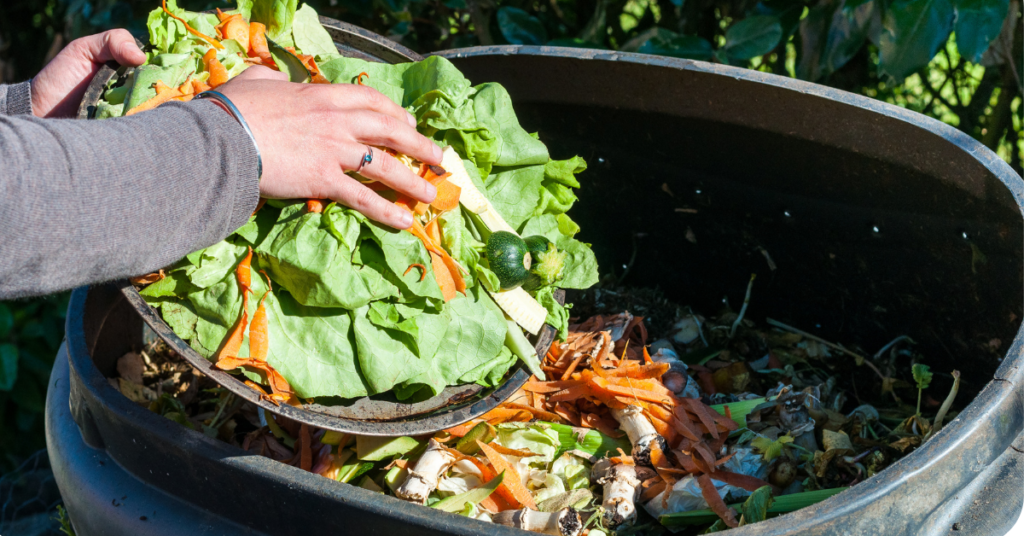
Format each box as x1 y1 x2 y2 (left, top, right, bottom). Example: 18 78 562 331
0 81 260 299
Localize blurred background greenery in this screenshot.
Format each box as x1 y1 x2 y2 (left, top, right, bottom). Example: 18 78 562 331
0 0 1020 475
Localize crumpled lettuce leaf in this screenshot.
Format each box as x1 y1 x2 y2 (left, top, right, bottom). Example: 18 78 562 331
535 286 569 341
123 59 194 114
291 4 337 57
251 0 298 43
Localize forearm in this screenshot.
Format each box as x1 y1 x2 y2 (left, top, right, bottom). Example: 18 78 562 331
0 100 260 299
0 82 33 116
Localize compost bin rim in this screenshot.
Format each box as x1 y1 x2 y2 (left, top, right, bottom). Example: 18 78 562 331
60 41 1024 534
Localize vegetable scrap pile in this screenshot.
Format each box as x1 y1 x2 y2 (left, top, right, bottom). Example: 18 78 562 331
118 0 600 403
117 287 961 533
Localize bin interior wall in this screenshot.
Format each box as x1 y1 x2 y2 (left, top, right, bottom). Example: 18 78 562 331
446 52 1022 394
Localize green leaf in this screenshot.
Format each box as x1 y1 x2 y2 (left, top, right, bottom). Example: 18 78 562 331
124 60 195 114
638 33 714 60
433 471 504 512
750 434 794 461
797 0 877 81
258 207 398 309
724 15 783 60
263 288 366 399
292 3 338 57
139 271 197 298
267 36 311 83
251 0 298 42
535 286 569 340
188 240 248 290
879 0 955 81
497 7 549 45
0 344 17 391
912 363 933 390
954 0 1009 62
486 165 545 232
739 486 774 525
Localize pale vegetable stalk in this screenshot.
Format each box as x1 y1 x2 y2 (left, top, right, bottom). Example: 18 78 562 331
441 147 548 335
505 315 546 380
491 507 582 536
395 439 456 504
611 405 665 466
592 458 656 528
926 370 961 440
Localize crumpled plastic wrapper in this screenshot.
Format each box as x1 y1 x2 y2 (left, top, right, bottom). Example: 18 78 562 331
642 447 768 519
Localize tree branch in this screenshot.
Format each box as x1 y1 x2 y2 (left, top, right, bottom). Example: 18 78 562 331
918 68 957 113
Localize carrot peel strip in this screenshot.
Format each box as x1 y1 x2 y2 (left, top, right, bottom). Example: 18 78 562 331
404 263 428 282
477 441 537 509
162 0 222 49
698 473 738 528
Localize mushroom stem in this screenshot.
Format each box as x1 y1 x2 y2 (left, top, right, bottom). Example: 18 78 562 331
395 438 455 504
592 461 655 528
492 507 582 536
611 405 665 466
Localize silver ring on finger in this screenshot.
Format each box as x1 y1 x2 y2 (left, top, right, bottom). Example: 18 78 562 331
355 146 373 172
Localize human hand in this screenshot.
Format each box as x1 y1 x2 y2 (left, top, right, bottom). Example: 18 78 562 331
217 66 441 230
31 30 146 118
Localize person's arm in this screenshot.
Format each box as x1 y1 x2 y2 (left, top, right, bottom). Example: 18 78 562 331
1 30 442 299
0 101 260 299
0 82 33 116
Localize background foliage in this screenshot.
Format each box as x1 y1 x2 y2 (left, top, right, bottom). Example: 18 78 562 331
0 0 1020 471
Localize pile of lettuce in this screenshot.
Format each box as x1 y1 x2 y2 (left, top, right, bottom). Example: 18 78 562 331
107 0 598 402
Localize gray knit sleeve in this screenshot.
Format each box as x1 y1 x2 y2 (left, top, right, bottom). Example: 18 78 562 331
0 99 260 299
0 82 34 116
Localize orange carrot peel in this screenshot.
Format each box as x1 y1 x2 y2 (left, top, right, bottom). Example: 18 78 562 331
162 0 222 49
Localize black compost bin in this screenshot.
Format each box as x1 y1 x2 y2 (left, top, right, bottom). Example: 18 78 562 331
47 37 1024 536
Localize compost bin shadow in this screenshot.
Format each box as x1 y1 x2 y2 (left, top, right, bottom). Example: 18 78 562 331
514 102 1021 400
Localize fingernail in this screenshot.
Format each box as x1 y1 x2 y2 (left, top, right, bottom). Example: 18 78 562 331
425 183 437 202
406 112 417 127
432 144 442 163
398 211 414 229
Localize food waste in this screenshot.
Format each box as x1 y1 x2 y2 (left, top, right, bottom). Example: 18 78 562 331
117 291 961 533
123 0 598 405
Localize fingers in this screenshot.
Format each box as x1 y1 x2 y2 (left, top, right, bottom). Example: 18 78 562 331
347 110 443 167
333 84 418 129
71 30 146 66
343 145 437 204
321 172 415 229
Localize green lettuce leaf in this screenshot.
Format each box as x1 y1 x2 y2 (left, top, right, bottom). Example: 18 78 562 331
486 164 545 232
292 4 337 57
257 205 398 308
123 59 194 114
535 286 569 341
251 0 298 43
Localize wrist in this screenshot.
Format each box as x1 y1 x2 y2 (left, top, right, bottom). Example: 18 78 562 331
195 91 263 182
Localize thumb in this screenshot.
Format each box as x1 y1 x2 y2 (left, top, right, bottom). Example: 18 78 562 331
73 29 146 66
